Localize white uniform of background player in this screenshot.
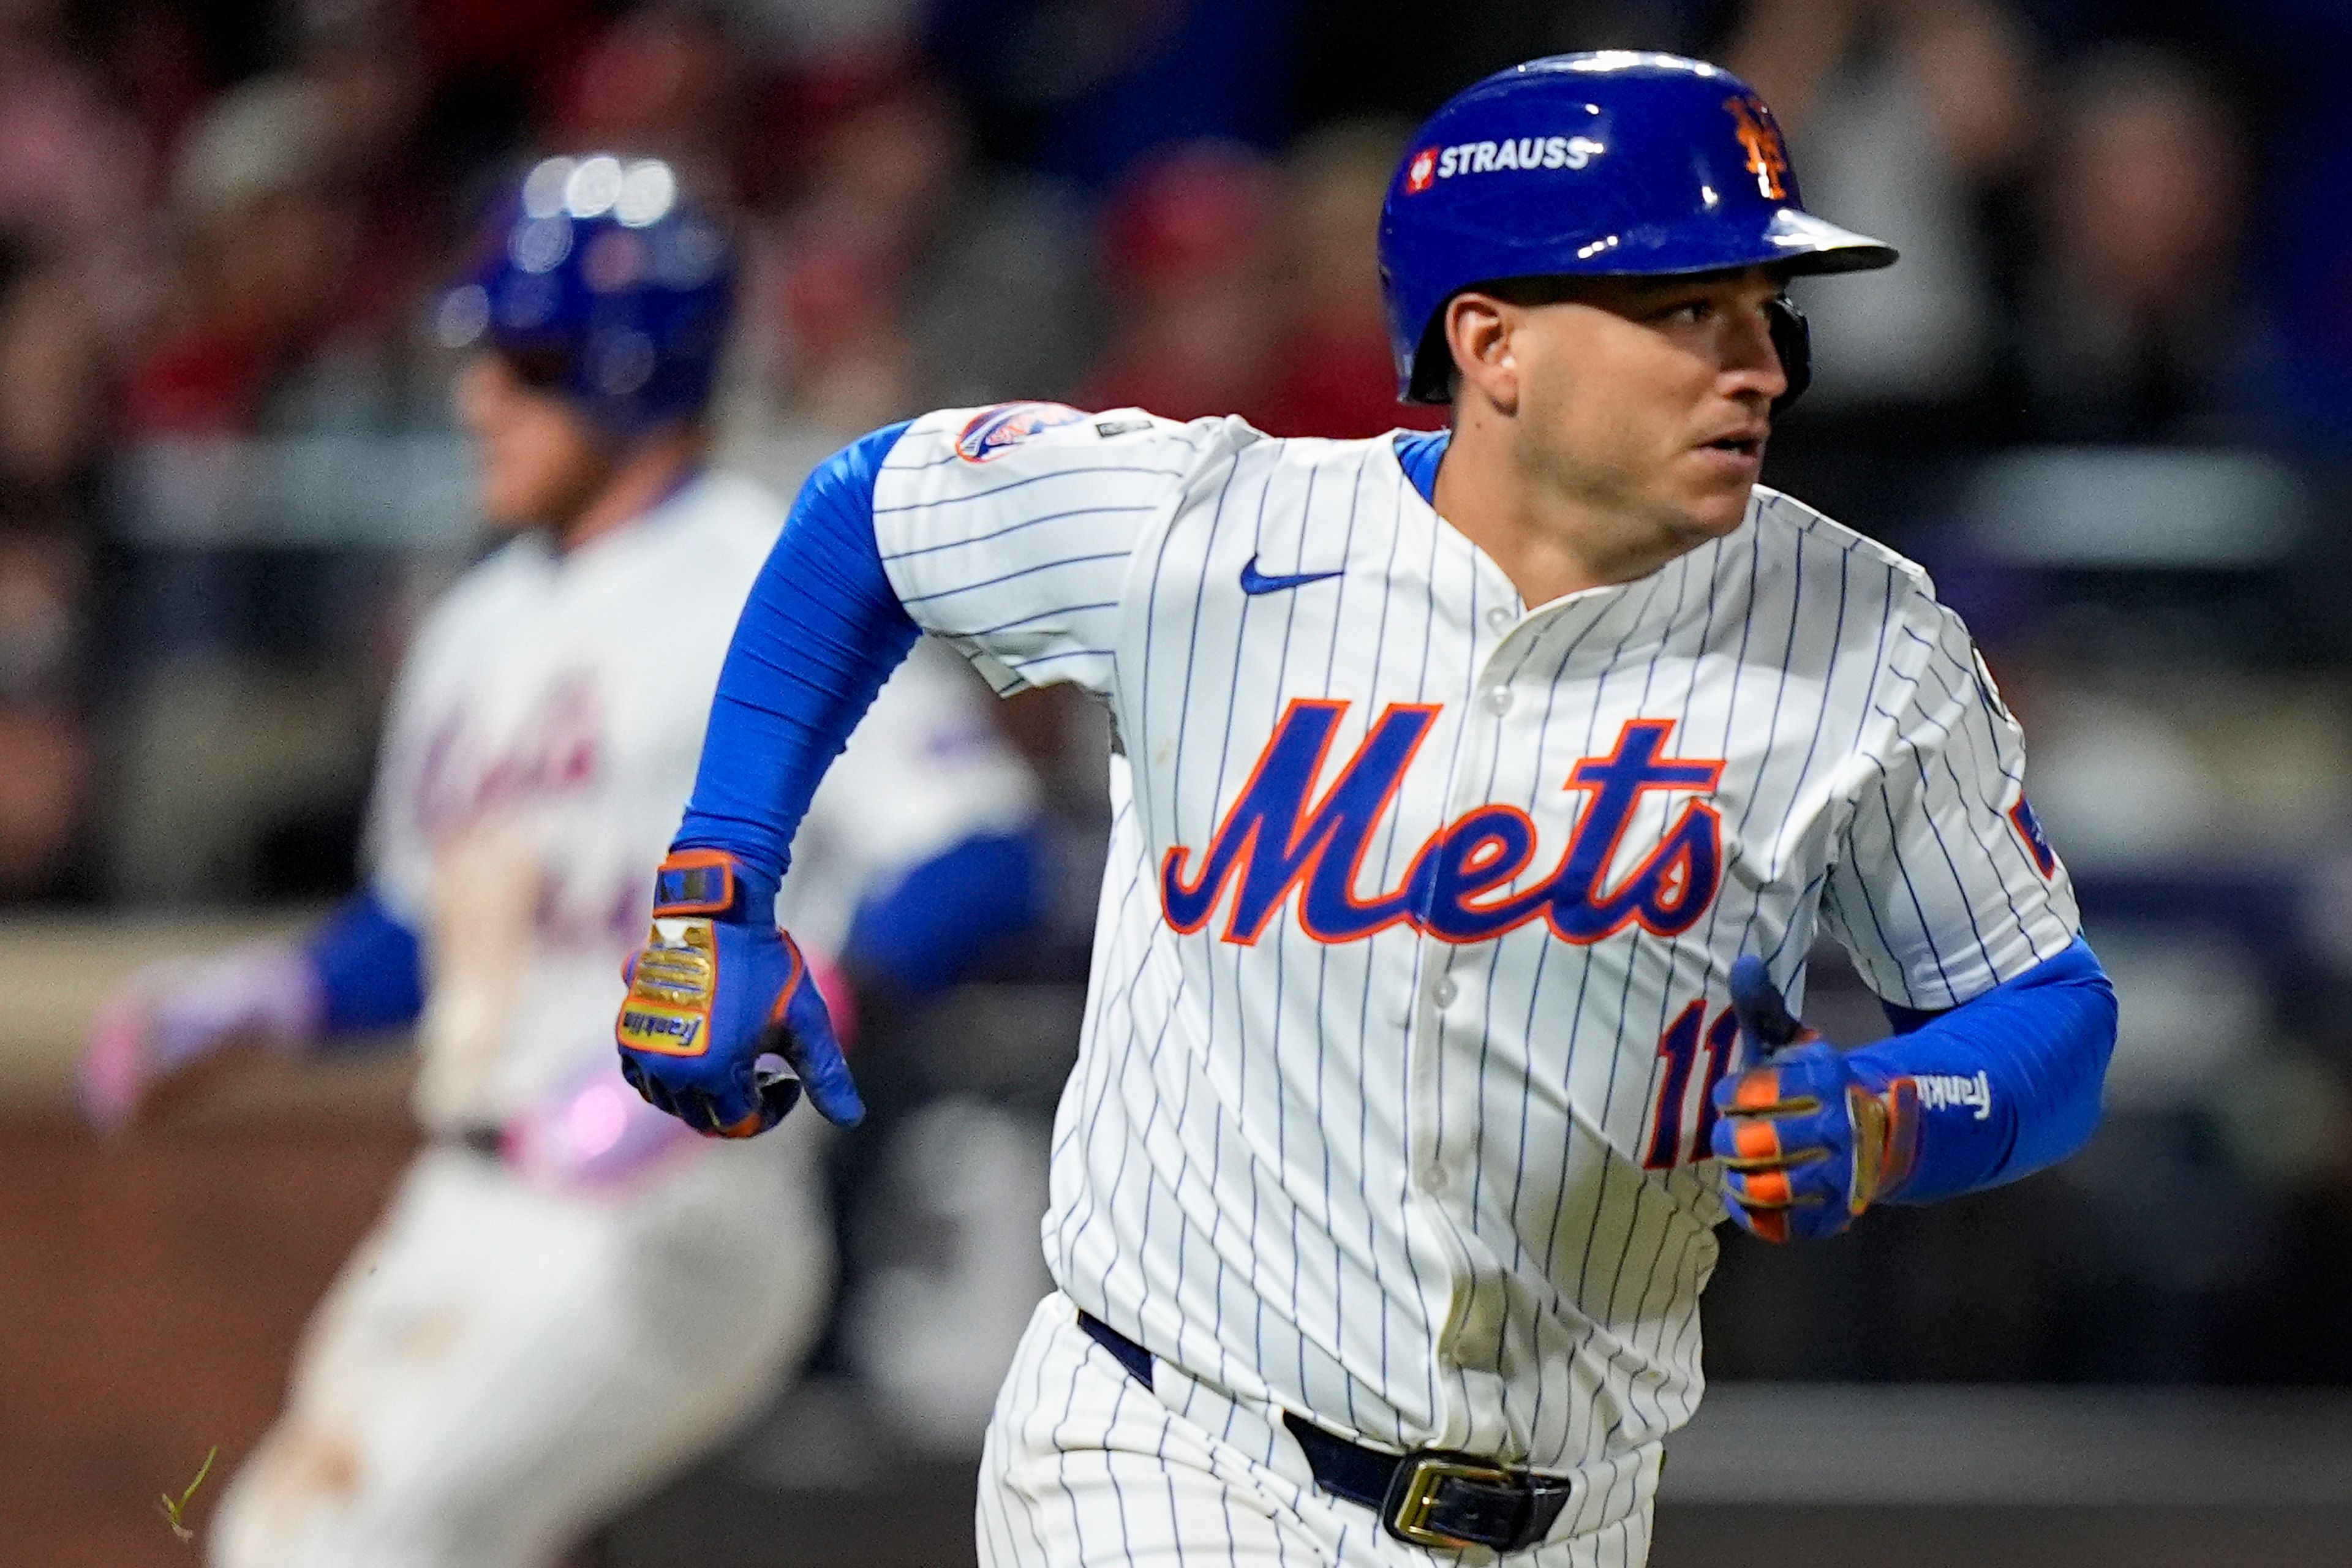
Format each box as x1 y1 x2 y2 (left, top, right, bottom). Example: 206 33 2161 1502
191 470 1037 1566
176 469 1035 1566
78 151 1046 1566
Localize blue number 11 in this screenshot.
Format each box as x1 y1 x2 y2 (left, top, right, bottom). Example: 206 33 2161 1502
1643 999 1741 1169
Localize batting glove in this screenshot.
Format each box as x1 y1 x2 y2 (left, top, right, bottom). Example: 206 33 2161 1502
80 945 321 1133
1709 956 1920 1243
614 849 864 1138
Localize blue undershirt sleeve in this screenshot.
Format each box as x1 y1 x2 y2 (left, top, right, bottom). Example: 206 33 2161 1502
303 888 426 1039
843 826 1052 998
672 422 924 885
1849 935 2117 1204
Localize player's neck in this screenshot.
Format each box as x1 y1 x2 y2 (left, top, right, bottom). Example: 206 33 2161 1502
550 432 706 554
1431 415 1697 607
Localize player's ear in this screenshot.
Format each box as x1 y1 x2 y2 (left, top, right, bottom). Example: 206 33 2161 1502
1443 291 1521 417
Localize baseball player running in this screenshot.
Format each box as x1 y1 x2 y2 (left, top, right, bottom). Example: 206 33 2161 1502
81 155 1044 1567
615 53 2118 1567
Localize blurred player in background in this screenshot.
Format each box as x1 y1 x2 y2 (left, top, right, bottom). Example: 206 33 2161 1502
79 153 1046 1568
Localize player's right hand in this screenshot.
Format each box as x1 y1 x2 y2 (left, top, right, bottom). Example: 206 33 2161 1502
79 945 322 1133
614 849 865 1138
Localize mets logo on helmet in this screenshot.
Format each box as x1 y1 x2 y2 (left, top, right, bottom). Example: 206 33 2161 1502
956 401 1088 462
1723 96 1789 200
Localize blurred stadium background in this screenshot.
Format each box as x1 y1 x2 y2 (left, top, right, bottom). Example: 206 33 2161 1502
6 0 2352 1562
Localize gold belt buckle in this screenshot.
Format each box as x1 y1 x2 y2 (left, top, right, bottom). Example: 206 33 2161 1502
1384 1451 1520 1550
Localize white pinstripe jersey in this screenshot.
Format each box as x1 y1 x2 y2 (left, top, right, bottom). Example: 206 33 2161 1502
872 404 2079 1477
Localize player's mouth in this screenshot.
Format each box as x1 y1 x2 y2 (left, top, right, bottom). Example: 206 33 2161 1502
1700 427 1767 459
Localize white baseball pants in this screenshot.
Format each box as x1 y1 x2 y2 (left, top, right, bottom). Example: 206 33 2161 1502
977 1293 1659 1568
209 1131 829 1568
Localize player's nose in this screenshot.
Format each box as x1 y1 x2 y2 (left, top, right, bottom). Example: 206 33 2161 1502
1722 312 1789 405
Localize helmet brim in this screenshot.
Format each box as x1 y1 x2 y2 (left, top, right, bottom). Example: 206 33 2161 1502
1749 208 1898 276
1477 205 1898 283
1400 208 1896 401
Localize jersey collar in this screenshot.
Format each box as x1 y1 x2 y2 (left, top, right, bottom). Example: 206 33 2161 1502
1392 428 1449 505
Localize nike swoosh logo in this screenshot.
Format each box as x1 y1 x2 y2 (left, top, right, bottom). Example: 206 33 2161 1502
1240 557 1344 595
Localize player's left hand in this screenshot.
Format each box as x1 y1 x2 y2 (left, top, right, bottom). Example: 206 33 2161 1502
614 850 865 1138
80 945 320 1133
1709 956 1920 1242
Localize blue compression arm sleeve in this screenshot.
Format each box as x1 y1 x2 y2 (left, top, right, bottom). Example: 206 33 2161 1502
844 827 1050 997
303 888 426 1038
673 423 924 884
1851 935 2117 1204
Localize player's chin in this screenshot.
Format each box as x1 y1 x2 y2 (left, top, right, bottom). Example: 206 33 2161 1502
1667 470 1761 541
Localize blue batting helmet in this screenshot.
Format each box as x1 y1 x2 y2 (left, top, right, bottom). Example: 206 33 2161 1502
1378 52 1896 404
435 153 733 435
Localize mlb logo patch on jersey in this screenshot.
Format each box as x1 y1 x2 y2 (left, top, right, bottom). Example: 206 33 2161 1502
956 402 1088 462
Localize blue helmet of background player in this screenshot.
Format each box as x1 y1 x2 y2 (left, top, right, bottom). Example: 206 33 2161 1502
435 153 733 437
1378 52 1898 405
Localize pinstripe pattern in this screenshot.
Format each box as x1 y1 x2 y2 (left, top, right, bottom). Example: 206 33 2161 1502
978 1294 1656 1568
876 409 2079 1558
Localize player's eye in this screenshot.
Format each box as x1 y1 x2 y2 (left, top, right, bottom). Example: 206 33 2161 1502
1654 299 1712 326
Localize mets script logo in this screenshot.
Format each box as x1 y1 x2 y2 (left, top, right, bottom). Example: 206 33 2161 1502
1724 96 1789 200
956 401 1088 462
1161 700 1725 945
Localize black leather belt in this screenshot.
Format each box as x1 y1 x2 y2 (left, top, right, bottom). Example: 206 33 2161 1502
1077 1311 1573 1553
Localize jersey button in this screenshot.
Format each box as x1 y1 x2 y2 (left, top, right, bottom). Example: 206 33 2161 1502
1486 606 1512 633
1483 687 1513 715
1431 976 1458 1007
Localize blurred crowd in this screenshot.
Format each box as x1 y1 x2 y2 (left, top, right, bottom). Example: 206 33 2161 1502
4 0 2352 1388
2 0 2347 897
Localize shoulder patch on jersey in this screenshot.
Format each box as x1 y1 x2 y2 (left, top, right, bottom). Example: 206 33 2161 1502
955 402 1090 463
2007 796 2059 879
1093 416 1153 439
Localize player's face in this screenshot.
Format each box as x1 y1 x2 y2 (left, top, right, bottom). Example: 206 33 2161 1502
1499 267 1788 550
453 354 615 532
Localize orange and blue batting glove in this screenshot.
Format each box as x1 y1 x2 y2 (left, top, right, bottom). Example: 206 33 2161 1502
1709 956 1919 1243
614 848 865 1139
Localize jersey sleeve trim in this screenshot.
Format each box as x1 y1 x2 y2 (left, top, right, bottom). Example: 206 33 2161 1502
304 887 426 1039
